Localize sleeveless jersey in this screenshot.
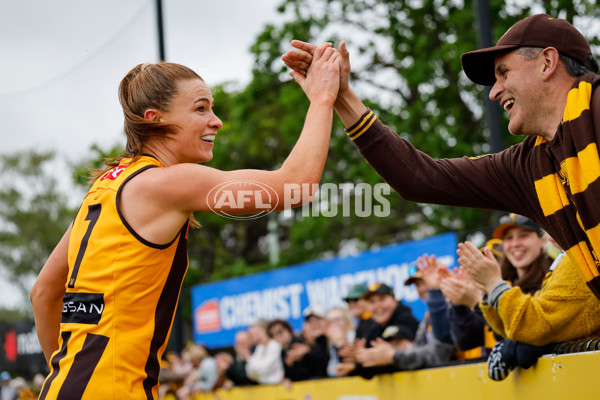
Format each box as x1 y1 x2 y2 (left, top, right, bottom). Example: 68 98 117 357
40 156 189 400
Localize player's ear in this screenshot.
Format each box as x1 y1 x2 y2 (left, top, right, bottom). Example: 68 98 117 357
144 109 160 121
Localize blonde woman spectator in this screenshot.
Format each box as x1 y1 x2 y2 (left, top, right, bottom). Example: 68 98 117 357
176 345 217 399
325 306 355 377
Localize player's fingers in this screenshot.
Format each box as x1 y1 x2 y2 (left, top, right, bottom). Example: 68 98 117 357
319 46 337 61
283 63 307 76
313 42 333 62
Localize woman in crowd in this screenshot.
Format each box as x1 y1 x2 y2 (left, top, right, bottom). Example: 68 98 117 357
441 214 552 354
176 345 217 399
325 306 356 377
267 319 301 380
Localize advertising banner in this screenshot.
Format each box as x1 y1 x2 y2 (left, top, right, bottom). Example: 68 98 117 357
0 321 47 376
192 232 458 348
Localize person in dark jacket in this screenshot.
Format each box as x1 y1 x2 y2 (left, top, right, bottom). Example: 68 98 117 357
361 283 420 344
267 319 309 382
268 308 330 382
356 260 455 372
215 330 257 388
336 283 419 378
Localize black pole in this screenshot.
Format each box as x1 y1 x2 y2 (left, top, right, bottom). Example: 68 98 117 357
475 0 504 154
156 0 166 61
475 0 504 225
156 0 183 354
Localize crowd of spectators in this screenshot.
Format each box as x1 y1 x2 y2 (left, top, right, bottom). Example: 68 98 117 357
4 213 591 399
5 216 593 399
152 213 600 399
0 371 45 400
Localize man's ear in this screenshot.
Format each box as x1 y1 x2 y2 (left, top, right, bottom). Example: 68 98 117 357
144 109 160 121
540 47 560 81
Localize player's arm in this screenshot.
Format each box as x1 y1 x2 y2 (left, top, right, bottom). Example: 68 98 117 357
119 45 341 243
139 46 340 213
31 225 71 364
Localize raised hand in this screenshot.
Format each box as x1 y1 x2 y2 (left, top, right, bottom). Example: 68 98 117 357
289 42 340 105
338 337 366 362
439 267 483 308
283 40 351 94
457 241 503 294
335 361 356 377
415 253 443 290
282 40 320 77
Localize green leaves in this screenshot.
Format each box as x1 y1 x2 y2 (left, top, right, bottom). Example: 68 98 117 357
0 151 76 311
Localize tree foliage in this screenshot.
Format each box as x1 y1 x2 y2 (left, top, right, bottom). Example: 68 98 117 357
0 151 76 307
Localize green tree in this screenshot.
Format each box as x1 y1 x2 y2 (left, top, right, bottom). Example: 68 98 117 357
71 143 124 187
0 151 76 309
0 307 30 323
227 0 600 263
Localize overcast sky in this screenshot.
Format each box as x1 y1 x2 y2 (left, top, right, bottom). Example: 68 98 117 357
0 0 282 308
0 0 281 158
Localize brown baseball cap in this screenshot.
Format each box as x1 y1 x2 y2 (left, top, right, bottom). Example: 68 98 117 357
461 14 592 86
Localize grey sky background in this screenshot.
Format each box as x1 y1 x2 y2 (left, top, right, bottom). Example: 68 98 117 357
1 0 281 158
0 0 281 308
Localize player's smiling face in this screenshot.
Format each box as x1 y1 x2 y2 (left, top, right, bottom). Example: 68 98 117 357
160 78 223 164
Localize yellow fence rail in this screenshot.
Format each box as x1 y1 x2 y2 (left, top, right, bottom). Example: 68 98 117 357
195 350 600 400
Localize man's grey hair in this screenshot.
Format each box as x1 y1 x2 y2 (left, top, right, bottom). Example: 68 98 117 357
517 46 599 77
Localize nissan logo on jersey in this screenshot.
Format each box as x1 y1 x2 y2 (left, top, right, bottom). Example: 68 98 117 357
61 292 105 325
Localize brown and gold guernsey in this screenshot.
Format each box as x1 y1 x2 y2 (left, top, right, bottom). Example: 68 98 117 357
40 155 189 400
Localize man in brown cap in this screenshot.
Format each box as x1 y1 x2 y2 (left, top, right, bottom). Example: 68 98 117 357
282 14 600 300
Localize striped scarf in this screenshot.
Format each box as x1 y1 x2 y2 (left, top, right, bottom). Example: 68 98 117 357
532 72 600 299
